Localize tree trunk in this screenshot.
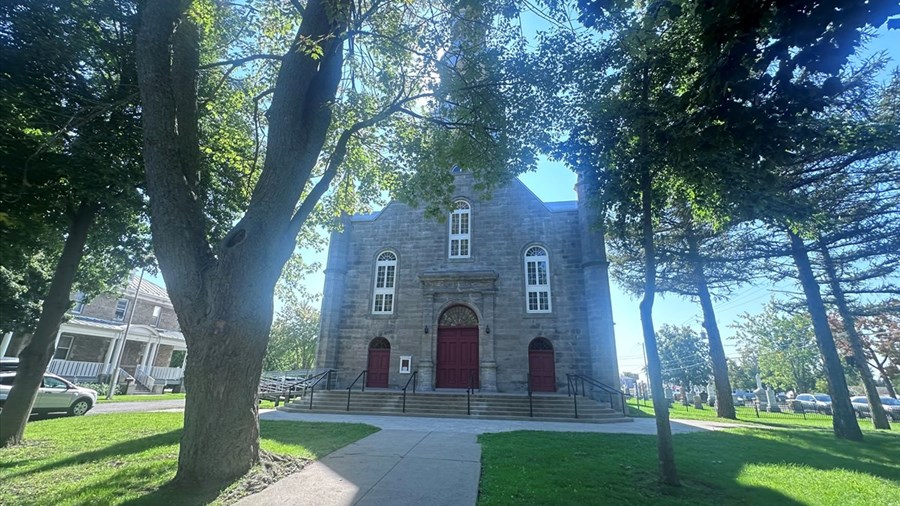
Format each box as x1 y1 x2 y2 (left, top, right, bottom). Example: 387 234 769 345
174 295 272 487
818 241 891 429
637 86 678 485
0 203 95 447
135 0 346 487
883 375 897 399
685 233 736 419
787 230 863 441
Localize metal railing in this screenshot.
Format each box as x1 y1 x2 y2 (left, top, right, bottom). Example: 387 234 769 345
566 374 580 418
306 369 335 409
48 359 104 379
149 365 184 381
527 374 534 418
401 370 418 413
134 365 156 391
466 371 477 415
346 370 367 411
567 373 628 417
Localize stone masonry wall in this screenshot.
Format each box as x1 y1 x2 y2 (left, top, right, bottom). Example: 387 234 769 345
324 173 600 392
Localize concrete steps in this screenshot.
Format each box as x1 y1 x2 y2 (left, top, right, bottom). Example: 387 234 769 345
278 390 631 424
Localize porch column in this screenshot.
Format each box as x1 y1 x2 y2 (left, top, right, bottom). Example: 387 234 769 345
102 336 116 374
140 341 152 367
147 342 159 368
0 332 12 357
53 328 63 350
107 332 126 375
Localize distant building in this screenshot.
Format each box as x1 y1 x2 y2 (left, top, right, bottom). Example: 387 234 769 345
316 171 620 393
0 275 186 390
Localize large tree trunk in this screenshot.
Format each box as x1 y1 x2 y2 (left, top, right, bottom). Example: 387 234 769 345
685 232 736 419
787 230 863 441
817 241 891 429
0 203 95 447
135 0 346 488
174 282 274 486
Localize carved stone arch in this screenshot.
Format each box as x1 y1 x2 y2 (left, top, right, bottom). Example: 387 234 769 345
438 305 479 327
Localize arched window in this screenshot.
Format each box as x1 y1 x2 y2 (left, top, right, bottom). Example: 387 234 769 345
369 337 391 349
372 251 397 314
439 305 479 327
449 200 471 258
524 246 551 313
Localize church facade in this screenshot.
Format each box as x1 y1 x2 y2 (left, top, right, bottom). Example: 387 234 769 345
315 171 620 393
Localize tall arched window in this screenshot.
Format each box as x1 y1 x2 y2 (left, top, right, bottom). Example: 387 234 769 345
524 246 551 313
373 251 397 314
449 200 471 258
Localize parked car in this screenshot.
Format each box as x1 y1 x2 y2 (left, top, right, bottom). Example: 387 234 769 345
795 393 833 414
0 371 97 416
851 396 900 421
0 357 18 371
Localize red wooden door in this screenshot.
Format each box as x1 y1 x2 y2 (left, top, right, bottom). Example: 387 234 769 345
367 349 390 387
436 327 479 388
529 349 556 392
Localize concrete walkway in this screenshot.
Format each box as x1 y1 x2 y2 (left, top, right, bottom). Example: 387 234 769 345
235 411 742 505
235 429 480 506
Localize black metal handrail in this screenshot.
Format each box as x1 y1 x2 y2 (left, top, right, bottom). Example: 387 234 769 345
466 371 477 415
566 374 579 418
307 369 335 409
346 370 367 411
527 374 534 418
567 373 628 417
401 370 418 413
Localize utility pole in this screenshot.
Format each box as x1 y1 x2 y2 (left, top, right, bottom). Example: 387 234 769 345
106 268 144 400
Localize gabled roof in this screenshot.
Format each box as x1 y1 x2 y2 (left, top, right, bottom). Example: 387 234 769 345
347 175 578 221
125 275 171 303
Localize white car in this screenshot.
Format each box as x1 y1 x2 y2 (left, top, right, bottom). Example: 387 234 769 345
0 371 98 416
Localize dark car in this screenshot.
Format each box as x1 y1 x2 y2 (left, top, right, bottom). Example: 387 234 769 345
851 396 900 421
795 393 833 414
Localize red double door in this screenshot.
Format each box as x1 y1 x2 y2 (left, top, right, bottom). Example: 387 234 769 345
436 327 479 388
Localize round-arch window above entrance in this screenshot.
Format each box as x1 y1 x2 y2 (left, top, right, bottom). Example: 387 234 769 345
529 337 553 351
439 305 478 327
369 337 391 349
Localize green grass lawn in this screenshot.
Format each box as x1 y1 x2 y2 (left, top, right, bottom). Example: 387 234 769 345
628 399 896 431
97 393 187 403
0 412 377 505
479 428 900 506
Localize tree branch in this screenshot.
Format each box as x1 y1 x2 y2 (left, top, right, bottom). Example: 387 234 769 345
199 54 282 70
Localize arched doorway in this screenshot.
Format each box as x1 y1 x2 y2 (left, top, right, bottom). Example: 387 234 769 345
436 305 479 388
528 338 556 392
367 337 391 388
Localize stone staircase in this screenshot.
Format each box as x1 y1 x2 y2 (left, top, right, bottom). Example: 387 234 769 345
278 390 631 423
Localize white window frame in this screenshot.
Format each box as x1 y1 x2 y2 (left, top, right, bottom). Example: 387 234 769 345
54 334 74 360
114 299 129 321
524 246 552 313
448 199 471 258
152 306 162 327
372 250 398 314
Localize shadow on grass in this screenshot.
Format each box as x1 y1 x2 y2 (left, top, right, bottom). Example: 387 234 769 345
6 429 182 480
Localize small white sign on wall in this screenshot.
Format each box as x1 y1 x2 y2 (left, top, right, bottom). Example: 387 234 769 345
399 355 412 374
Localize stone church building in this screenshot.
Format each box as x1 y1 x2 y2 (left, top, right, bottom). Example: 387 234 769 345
315 171 620 394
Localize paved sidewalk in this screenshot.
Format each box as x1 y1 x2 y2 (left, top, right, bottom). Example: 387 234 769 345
235 412 743 505
234 429 480 506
